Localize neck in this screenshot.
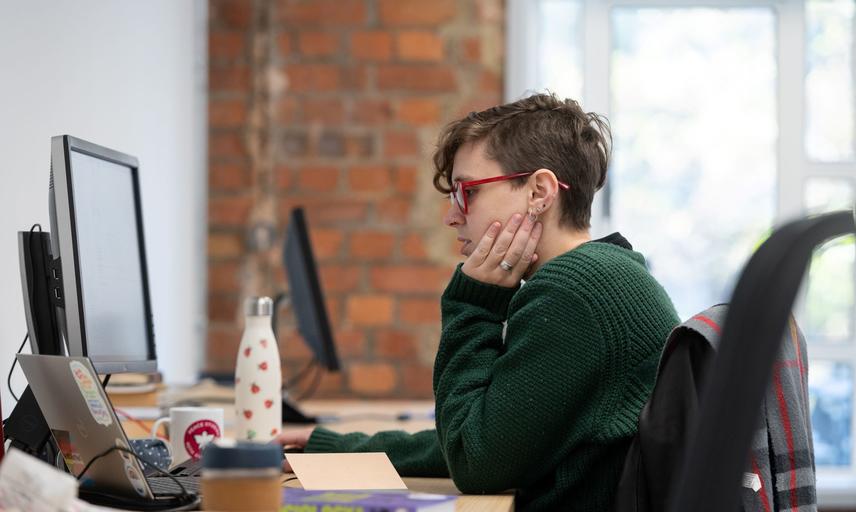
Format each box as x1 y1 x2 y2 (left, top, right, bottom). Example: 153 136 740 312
526 222 591 277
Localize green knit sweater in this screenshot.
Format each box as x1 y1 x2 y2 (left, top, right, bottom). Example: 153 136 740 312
307 239 679 511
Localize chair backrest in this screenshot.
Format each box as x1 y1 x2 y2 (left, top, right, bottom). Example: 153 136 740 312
669 210 854 512
613 304 815 512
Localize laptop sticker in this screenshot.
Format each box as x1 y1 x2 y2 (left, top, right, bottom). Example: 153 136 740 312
69 360 112 427
115 439 148 497
52 429 85 476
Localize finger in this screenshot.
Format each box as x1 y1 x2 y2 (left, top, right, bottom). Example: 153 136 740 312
516 222 542 271
489 213 524 262
497 213 535 268
470 221 501 265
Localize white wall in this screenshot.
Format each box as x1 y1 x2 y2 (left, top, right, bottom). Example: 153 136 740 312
0 0 208 410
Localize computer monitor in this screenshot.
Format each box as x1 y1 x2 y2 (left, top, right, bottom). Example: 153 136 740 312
48 135 157 374
280 207 340 371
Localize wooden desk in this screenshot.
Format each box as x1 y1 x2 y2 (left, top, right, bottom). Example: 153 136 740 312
118 395 514 512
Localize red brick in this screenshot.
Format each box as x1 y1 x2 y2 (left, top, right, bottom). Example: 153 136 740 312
346 295 394 326
210 163 250 191
325 297 342 327
396 98 440 125
401 363 434 397
335 329 367 358
303 97 344 123
298 31 339 57
377 198 412 223
314 371 345 396
280 332 313 361
342 65 368 90
208 261 240 293
352 99 393 125
277 33 292 57
212 0 253 30
344 132 375 158
209 195 252 226
286 64 341 92
378 0 456 25
396 31 444 62
393 165 419 195
400 298 440 324
479 69 502 95
208 232 244 259
276 96 300 124
370 266 448 293
377 65 456 92
348 165 390 192
209 131 246 159
275 165 293 190
462 37 481 63
375 329 417 359
318 264 361 293
209 66 251 93
384 130 419 158
209 294 239 322
209 98 247 127
298 165 339 192
279 0 367 25
206 325 242 369
308 228 344 259
210 31 245 60
351 31 393 61
401 232 428 260
349 232 395 260
348 362 398 395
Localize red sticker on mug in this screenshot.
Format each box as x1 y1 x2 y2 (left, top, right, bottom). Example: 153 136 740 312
184 419 221 460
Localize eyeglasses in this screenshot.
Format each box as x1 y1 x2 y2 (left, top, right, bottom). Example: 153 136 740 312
449 172 570 215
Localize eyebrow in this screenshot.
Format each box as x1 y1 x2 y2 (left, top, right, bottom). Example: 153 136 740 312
453 175 474 183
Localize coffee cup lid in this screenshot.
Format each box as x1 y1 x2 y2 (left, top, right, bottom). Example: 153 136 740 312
202 439 283 469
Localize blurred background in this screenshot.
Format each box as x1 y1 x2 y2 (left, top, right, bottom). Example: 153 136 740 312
0 0 854 506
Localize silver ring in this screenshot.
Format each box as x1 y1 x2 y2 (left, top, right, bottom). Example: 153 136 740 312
499 260 514 272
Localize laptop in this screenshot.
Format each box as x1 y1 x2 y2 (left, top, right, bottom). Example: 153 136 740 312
17 354 202 501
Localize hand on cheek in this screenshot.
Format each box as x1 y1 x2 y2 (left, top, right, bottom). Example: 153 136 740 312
461 212 542 287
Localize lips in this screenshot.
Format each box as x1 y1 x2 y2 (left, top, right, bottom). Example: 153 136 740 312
458 237 472 256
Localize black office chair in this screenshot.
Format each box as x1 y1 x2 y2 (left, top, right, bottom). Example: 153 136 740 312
668 209 856 511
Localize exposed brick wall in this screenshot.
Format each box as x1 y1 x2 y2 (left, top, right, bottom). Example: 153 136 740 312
207 0 504 398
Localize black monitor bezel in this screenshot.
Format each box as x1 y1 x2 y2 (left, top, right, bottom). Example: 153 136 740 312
51 135 157 374
284 207 340 371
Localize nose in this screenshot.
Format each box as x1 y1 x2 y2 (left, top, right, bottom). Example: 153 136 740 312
443 201 465 228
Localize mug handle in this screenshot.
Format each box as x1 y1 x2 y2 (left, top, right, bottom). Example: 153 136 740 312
151 417 171 440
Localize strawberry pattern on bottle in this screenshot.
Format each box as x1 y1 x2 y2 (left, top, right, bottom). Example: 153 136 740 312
235 297 282 442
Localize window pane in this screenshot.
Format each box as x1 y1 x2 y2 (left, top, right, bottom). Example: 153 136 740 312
805 177 855 215
810 361 853 466
802 178 855 343
611 8 776 319
806 0 855 162
537 0 583 99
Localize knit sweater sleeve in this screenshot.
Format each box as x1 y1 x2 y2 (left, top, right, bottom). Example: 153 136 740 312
305 427 450 477
434 266 608 494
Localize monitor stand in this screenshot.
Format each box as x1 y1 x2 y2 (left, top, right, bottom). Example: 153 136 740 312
282 393 316 424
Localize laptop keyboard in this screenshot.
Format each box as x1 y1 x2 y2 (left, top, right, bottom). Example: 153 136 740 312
146 475 201 496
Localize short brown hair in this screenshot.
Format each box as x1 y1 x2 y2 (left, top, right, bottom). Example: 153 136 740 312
432 92 612 230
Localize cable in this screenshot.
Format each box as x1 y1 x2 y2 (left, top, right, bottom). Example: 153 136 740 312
284 359 315 390
7 333 29 402
77 445 192 498
296 363 322 401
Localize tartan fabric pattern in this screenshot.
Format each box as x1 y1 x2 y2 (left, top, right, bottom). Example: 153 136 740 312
676 305 817 512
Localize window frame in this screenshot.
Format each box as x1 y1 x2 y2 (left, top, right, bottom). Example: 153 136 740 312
506 0 856 505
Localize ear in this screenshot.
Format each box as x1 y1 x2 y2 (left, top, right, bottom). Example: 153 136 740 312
527 169 560 214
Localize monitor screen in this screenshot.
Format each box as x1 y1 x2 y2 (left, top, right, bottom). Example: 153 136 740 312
50 135 157 374
283 208 339 371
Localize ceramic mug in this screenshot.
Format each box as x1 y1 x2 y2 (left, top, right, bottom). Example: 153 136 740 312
151 407 224 464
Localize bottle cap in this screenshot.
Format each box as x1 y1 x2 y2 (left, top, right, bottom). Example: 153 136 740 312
202 440 282 470
245 296 273 317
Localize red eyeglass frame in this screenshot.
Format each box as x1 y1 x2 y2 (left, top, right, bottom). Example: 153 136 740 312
450 171 570 214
